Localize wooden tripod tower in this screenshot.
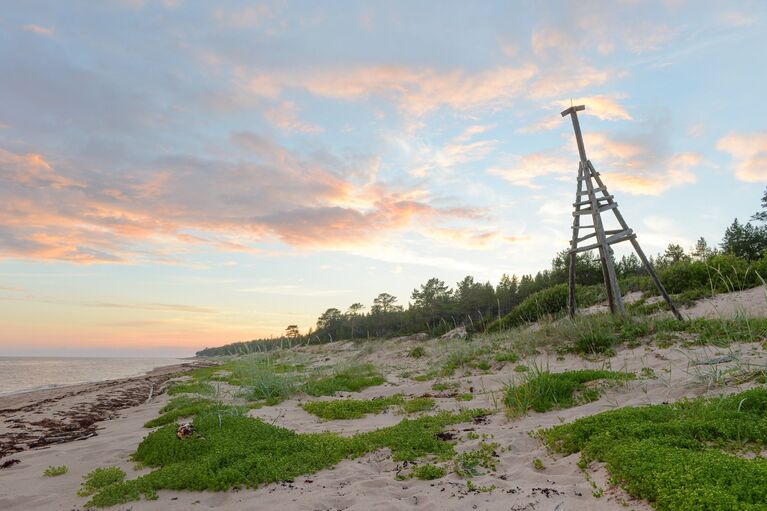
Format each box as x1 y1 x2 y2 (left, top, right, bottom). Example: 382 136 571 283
562 105 683 321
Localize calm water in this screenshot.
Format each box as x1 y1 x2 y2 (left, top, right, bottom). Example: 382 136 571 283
0 357 183 395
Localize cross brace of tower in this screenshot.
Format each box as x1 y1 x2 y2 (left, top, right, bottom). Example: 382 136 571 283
561 105 683 321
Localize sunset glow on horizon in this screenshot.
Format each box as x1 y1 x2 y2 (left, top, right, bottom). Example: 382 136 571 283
1 1 766 357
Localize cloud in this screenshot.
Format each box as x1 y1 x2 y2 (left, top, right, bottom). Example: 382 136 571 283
716 132 767 182
22 24 54 36
517 116 561 134
622 24 678 54
237 64 552 116
585 133 700 195
488 153 573 188
720 11 757 28
0 135 481 263
264 101 322 134
556 95 632 121
411 125 498 176
520 95 632 134
81 301 218 314
238 285 350 297
213 5 272 28
489 130 700 195
0 149 79 189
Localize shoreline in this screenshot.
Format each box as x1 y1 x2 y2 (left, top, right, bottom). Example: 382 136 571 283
0 359 217 460
0 357 198 398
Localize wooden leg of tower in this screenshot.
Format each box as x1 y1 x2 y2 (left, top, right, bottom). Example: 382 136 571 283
605 245 625 315
568 251 576 319
630 238 683 321
597 246 617 314
568 162 585 319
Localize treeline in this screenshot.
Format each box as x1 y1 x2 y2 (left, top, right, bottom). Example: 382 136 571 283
196 188 767 357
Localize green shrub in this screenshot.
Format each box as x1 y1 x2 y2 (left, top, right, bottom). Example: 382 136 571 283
494 352 519 363
505 369 634 415
541 388 767 511
83 409 488 507
77 467 126 497
409 346 426 358
43 465 68 477
486 284 604 332
144 396 212 428
302 395 403 420
432 381 459 391
413 463 446 480
401 397 435 414
454 441 499 477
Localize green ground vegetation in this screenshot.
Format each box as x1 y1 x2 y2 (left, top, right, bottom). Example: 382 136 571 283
454 441 500 478
486 314 767 359
302 395 404 420
541 388 767 511
178 358 387 408
409 346 426 358
505 368 635 415
432 381 460 391
302 363 385 397
400 397 436 414
43 465 68 477
81 409 488 508
412 463 447 480
302 395 436 420
77 467 126 497
167 382 215 396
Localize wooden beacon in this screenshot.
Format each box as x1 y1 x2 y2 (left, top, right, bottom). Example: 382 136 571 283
561 105 683 321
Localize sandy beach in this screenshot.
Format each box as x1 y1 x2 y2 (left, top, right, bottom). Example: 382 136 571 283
1 287 765 511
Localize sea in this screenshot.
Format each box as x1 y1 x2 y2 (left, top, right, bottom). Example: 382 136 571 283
0 357 184 396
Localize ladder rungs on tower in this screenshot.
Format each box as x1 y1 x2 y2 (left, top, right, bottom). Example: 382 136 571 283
561 104 682 321
573 194 613 207
573 228 626 245
571 233 635 254
572 203 618 216
578 186 606 195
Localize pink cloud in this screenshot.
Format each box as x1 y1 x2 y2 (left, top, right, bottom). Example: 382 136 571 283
716 132 767 182
489 132 700 195
22 24 54 36
237 63 554 116
0 137 482 263
264 101 323 134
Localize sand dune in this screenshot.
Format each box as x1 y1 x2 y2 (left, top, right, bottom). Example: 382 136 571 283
1 287 765 510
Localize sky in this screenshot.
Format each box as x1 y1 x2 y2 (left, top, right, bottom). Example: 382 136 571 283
1 1 766 357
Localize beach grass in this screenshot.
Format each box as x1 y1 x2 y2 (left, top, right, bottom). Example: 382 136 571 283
302 363 385 397
167 382 215 396
505 368 634 416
